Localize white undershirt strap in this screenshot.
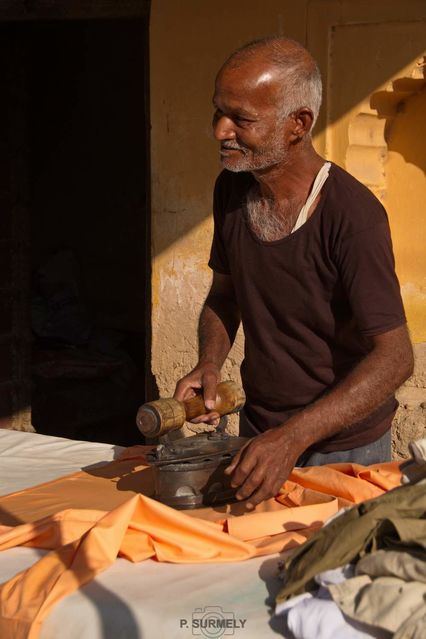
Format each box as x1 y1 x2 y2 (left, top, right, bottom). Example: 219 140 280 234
291 161 331 234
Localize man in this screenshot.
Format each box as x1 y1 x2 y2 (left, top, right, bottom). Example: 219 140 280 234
174 36 414 510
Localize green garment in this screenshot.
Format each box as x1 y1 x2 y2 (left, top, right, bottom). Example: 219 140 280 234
276 475 426 603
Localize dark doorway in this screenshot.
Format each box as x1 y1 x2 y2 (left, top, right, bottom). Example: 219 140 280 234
0 9 151 446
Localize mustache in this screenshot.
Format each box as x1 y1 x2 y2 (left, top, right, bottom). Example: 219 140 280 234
220 141 248 153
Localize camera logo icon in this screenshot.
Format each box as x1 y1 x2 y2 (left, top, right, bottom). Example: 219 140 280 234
192 605 236 637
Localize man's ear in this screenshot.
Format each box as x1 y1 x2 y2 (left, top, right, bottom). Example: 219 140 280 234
291 107 314 139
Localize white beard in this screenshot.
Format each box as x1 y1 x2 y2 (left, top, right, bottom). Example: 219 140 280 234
246 187 301 241
220 126 289 173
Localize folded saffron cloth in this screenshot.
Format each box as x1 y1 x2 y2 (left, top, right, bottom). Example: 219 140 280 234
0 449 401 639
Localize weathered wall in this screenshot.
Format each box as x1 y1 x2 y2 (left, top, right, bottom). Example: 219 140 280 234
150 0 426 446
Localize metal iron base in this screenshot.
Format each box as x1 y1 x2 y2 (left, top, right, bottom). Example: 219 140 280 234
147 432 248 509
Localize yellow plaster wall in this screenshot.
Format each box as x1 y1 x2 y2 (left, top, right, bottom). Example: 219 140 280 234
385 91 426 343
149 0 308 403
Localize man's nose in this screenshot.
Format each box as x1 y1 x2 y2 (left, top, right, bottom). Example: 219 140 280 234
213 115 236 141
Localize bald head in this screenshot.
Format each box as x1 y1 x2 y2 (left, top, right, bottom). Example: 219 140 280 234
220 36 322 129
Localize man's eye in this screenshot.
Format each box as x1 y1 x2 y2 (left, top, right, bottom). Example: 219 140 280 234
234 117 251 126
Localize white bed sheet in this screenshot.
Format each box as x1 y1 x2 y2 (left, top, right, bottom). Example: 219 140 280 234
0 430 285 638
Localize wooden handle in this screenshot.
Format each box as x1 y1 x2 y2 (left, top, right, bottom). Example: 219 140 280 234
183 380 246 420
136 380 245 437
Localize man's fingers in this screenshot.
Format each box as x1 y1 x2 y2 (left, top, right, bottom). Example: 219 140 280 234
234 465 266 501
224 441 250 475
227 447 257 488
224 451 241 475
237 474 283 510
202 371 219 411
244 482 274 511
190 411 220 425
174 379 201 402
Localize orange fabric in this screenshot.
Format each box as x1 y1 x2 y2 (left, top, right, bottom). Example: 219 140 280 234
0 495 255 639
0 458 154 526
287 462 401 507
0 459 402 639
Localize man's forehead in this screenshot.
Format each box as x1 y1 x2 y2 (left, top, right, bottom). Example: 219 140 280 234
213 62 281 109
211 92 259 118
217 56 280 86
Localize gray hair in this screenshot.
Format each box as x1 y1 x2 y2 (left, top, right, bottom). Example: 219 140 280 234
224 36 322 131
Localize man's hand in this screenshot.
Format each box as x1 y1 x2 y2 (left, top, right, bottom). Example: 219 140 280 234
225 425 302 510
174 362 221 425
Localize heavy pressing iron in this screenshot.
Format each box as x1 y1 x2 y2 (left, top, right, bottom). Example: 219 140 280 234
136 381 247 509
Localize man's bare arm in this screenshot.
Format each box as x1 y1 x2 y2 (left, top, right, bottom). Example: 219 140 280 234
174 272 240 415
227 323 414 508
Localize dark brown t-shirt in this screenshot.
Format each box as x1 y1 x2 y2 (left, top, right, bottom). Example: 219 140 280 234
208 163 406 452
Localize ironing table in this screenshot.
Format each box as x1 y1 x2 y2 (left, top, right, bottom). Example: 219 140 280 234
0 429 285 639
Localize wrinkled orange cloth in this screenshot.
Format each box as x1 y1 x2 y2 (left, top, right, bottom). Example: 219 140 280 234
288 462 400 506
0 495 255 639
0 459 402 639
